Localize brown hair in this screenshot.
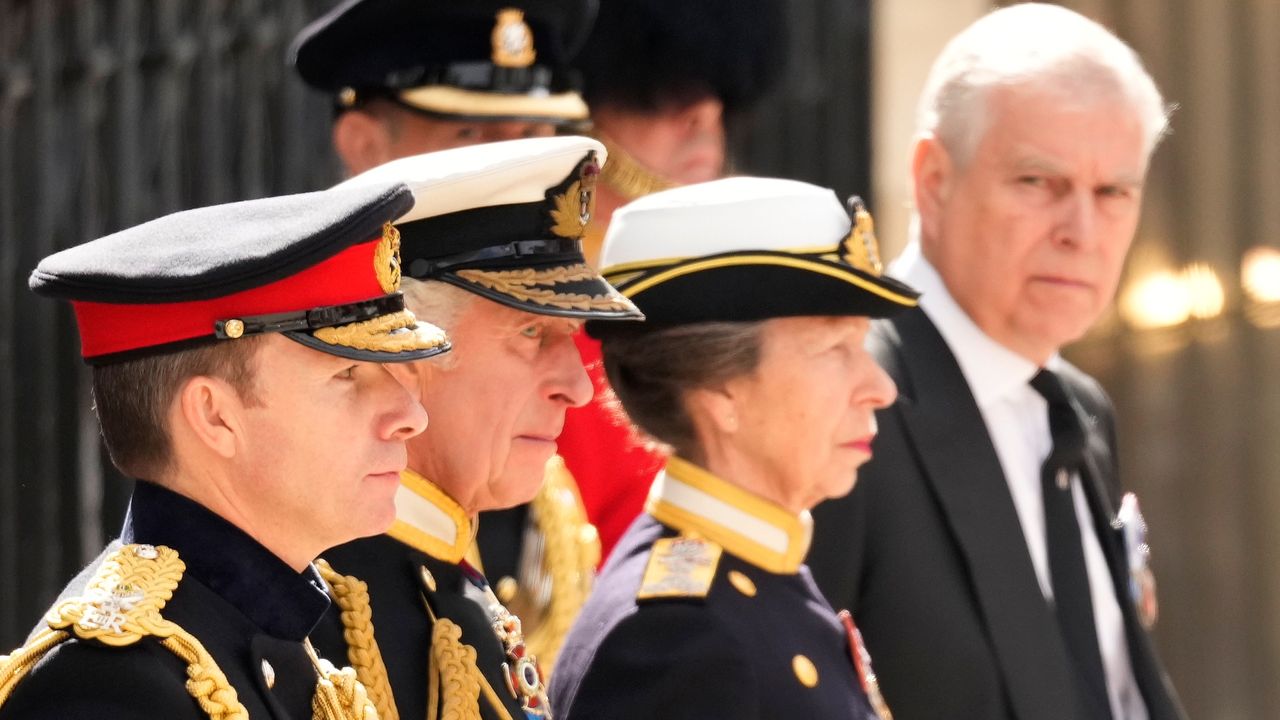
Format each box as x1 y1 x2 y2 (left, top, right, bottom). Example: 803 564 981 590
600 321 765 460
91 337 264 479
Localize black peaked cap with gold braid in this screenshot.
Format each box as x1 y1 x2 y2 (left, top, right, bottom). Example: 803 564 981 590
338 136 644 322
586 176 920 338
29 182 449 364
291 0 592 124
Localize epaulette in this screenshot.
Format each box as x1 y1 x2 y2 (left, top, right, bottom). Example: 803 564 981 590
636 535 723 602
45 543 185 645
0 544 251 719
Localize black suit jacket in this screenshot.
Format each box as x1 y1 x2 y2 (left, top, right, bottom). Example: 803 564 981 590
807 308 1185 720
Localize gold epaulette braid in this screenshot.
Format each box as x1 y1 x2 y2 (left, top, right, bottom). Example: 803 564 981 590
314 558 399 720
525 456 600 672
594 133 675 201
0 629 69 706
305 639 379 720
0 544 249 720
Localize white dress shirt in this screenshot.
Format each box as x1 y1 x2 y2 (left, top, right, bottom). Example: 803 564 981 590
892 242 1148 720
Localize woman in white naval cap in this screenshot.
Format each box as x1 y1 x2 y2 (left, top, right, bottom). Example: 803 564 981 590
548 177 921 720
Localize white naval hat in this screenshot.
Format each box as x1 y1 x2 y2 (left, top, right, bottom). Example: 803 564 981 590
588 176 919 333
339 136 642 321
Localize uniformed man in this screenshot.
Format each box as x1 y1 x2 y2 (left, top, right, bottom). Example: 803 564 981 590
308 136 642 720
292 0 607 668
290 0 593 176
549 177 919 719
535 0 791 575
0 181 446 718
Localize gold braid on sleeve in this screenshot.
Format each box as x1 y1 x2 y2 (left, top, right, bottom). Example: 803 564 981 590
314 558 399 720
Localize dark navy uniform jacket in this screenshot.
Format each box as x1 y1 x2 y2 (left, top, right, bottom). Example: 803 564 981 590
309 470 539 720
0 481 333 719
549 457 887 720
312 535 529 720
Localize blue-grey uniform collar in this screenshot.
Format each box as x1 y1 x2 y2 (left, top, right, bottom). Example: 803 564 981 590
121 480 331 641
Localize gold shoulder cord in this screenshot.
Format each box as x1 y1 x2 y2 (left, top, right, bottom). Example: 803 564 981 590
316 558 515 720
314 558 399 720
305 638 378 720
420 596 515 720
0 544 250 720
594 134 675 201
520 456 600 671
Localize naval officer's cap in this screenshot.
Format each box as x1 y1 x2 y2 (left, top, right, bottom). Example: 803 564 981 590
290 0 592 125
587 177 921 336
30 182 449 364
339 135 643 321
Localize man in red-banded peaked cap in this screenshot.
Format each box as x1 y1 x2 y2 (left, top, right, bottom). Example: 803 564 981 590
0 181 444 720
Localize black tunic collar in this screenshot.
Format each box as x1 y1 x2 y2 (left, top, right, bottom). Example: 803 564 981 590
121 480 331 641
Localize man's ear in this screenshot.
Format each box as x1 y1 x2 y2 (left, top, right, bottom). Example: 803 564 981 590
911 132 955 243
332 110 394 176
176 375 244 460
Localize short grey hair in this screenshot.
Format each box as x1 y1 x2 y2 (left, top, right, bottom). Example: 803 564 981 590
601 321 766 462
917 3 1169 167
400 277 477 369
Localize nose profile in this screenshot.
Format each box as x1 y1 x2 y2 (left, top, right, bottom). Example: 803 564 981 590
545 335 593 408
379 365 429 440
861 359 899 411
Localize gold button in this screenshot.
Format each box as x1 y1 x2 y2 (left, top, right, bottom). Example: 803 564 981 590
261 658 276 689
419 566 437 593
339 87 358 107
792 654 818 688
495 576 518 604
223 319 245 339
727 570 757 597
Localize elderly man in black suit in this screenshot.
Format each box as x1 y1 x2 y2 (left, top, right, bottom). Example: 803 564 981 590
807 4 1187 720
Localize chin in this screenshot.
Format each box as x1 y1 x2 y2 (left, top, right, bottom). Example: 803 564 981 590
354 502 399 540
819 474 860 503
481 475 543 512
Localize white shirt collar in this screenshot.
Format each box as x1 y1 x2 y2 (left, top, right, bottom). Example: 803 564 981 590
891 241 1060 407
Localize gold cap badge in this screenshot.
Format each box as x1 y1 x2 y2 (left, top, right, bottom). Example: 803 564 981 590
549 154 600 239
841 196 884 276
375 222 402 294
492 9 536 68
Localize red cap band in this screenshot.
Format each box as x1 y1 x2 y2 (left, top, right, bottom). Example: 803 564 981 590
72 239 384 359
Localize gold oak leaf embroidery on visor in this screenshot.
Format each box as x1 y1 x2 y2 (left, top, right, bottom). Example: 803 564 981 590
311 310 447 353
456 264 632 312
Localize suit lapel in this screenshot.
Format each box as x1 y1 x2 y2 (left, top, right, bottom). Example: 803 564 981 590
887 309 1077 720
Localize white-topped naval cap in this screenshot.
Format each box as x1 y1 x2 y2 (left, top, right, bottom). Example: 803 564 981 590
338 135 606 224
600 177 850 270
333 135 642 322
585 176 921 334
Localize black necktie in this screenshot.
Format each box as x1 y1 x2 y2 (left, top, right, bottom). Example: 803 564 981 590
1030 369 1114 720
